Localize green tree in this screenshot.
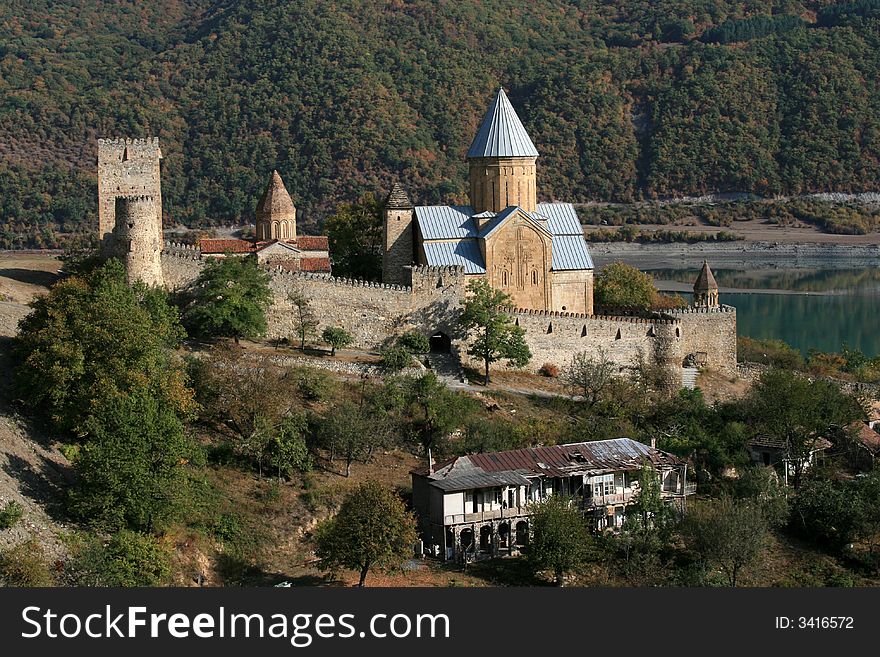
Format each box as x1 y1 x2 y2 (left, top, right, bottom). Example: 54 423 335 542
746 369 863 488
397 330 430 356
594 261 655 311
380 344 413 373
529 495 592 586
682 496 768 587
397 373 477 457
289 285 319 350
267 413 312 479
325 193 384 281
191 343 302 478
70 389 196 532
459 279 531 385
314 482 417 586
322 326 353 356
183 256 272 341
317 402 386 477
13 260 191 437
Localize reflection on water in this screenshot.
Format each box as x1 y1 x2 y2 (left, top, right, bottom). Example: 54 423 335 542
651 267 880 294
650 267 880 356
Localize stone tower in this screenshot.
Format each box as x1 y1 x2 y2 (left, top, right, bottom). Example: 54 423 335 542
97 138 162 246
104 195 164 287
255 171 297 241
693 260 719 308
382 182 414 286
467 88 539 214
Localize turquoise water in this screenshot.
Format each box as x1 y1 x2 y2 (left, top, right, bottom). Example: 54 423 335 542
651 268 880 356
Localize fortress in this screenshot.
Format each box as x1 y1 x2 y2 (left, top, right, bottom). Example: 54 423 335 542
97 91 737 382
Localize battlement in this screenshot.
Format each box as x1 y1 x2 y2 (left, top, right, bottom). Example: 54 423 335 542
666 304 736 315
98 137 160 147
407 264 466 276
115 194 156 203
507 307 681 325
266 265 414 293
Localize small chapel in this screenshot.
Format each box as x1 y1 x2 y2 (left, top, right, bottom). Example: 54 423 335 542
382 88 595 314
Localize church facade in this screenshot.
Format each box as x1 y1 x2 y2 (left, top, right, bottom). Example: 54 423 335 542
382 89 594 315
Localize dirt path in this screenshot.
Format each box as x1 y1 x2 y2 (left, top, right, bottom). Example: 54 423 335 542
0 252 72 563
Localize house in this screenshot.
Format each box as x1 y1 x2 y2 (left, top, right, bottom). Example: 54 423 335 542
747 435 832 484
411 437 694 562
846 420 880 470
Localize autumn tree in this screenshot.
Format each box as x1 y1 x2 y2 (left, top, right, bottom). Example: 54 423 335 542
594 261 655 311
458 278 531 385
314 482 417 586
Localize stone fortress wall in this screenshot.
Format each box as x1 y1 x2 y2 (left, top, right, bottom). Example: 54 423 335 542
160 246 735 379
97 138 162 241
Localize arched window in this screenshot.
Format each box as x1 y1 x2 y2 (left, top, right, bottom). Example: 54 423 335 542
272 222 279 239
502 271 509 287
531 270 538 285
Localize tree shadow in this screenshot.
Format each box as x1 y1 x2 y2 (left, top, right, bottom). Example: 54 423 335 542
0 268 60 287
1 452 74 522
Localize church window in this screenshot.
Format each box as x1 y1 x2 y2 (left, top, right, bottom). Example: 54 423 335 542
531 270 538 285
502 271 509 287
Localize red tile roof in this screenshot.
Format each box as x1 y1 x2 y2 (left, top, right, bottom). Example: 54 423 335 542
300 257 331 272
199 238 256 254
295 235 329 251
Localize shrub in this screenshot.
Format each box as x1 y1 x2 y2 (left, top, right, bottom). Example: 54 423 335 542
397 331 430 355
69 530 171 587
0 500 24 529
0 540 54 586
321 326 353 356
538 363 559 377
294 367 335 401
380 345 413 373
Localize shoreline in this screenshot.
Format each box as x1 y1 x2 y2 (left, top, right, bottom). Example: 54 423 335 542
590 241 880 270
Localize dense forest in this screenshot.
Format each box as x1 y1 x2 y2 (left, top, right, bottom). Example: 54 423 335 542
2 0 880 247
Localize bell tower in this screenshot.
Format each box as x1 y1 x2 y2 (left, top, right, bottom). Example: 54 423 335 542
467 88 538 214
694 260 720 308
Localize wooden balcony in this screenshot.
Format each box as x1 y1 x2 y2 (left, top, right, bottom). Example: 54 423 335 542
443 506 530 526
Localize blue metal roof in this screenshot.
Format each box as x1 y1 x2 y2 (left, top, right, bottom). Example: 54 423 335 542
536 202 582 235
477 206 520 239
414 205 476 240
552 235 594 271
423 240 486 274
466 88 539 159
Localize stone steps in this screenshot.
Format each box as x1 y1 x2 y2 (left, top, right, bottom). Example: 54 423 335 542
682 366 699 390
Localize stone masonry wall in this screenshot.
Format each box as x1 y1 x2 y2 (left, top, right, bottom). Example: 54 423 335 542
112 196 164 287
159 247 734 382
97 138 162 241
667 305 738 375
477 308 683 379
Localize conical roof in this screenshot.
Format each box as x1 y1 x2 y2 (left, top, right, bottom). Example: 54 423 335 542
466 88 539 159
694 260 718 291
385 182 413 209
257 170 296 218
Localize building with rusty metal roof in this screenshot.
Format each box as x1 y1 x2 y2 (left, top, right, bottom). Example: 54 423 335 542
412 437 694 562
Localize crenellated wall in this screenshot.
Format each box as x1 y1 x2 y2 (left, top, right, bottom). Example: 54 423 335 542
158 246 734 379
666 305 738 374
97 138 162 242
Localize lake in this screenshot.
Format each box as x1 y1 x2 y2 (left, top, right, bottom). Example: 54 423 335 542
650 267 880 356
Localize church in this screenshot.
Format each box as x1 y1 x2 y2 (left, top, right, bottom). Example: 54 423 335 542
382 88 595 314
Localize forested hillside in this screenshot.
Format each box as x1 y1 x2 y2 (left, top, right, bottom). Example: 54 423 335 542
2 0 880 247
